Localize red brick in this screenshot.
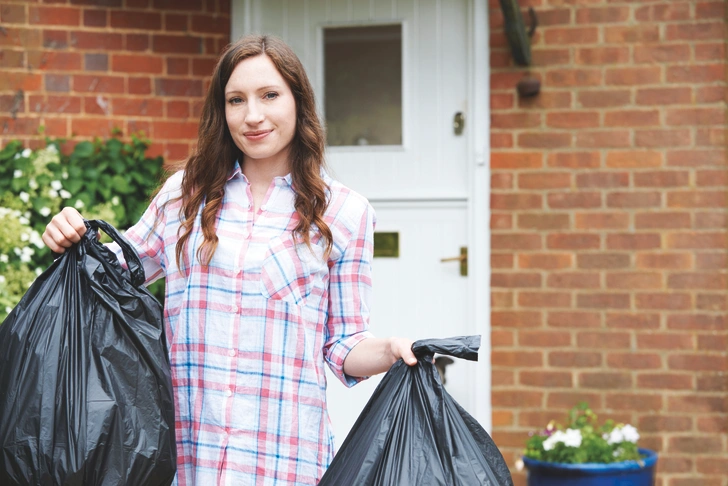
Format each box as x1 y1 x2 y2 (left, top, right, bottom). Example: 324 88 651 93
0 94 25 113
639 415 692 432
154 78 203 97
43 74 69 92
696 458 728 476
577 331 631 348
73 75 124 93
83 96 109 116
492 311 542 328
547 233 600 250
697 294 728 312
71 117 118 138
27 51 82 71
28 94 81 114
669 191 727 208
29 6 80 26
166 100 190 118
128 77 151 95
667 64 724 83
549 351 601 368
637 333 694 350
605 150 662 168
43 30 69 50
491 370 514 386
490 133 512 148
695 42 725 62
637 373 693 390
577 253 630 269
110 11 161 30
518 132 572 148
518 172 571 189
191 13 229 35
576 47 629 65
698 334 728 352
548 192 602 209
577 90 630 108
519 330 572 347
695 128 726 147
544 26 598 45
698 416 728 433
635 3 690 21
152 34 203 54
113 98 163 117
71 32 123 50
697 374 728 392
547 392 602 409
607 192 661 208
0 50 25 69
491 330 514 347
636 87 692 106
520 371 572 388
518 91 572 109
667 108 724 127
606 313 660 330
519 291 571 308
669 233 727 250
696 253 728 270
83 9 106 27
667 23 725 41
491 194 542 210
545 69 601 88
579 372 632 389
606 393 663 411
532 48 571 66
164 13 189 32
605 25 660 43
547 152 600 169
637 293 692 310
125 34 150 52
491 253 514 269
697 170 728 187
111 54 163 74
606 67 661 86
547 273 601 289
577 293 630 309
518 254 572 270
152 0 205 11
576 172 629 189
1 4 26 24
667 149 726 167
638 129 693 147
491 71 526 90
42 118 68 138
165 57 190 76
0 117 41 135
491 410 513 427
669 437 723 454
491 173 513 190
668 273 727 291
0 27 41 49
607 234 661 250
634 44 690 64
491 390 543 407
669 355 728 372
490 93 513 110
491 291 514 309
636 252 692 269
490 213 512 230
635 171 690 188
492 114 541 130
575 212 629 230
576 130 631 148
604 110 659 127
547 112 599 129
669 395 728 413
491 272 542 287
152 121 198 139
668 314 726 331
607 272 662 289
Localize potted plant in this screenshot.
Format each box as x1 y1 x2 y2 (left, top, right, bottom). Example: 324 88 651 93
518 402 658 486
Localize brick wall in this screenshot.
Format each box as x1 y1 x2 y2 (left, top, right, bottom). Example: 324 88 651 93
489 1 727 485
0 0 230 162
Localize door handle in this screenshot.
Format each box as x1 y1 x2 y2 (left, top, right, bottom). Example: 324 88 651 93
440 247 468 276
453 112 465 135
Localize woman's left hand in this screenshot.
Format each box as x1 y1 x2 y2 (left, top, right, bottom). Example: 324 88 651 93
343 336 418 377
390 337 418 366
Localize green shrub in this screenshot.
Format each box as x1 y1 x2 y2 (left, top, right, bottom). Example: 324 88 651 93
0 133 167 321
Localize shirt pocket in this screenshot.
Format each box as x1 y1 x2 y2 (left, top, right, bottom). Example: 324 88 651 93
259 234 325 306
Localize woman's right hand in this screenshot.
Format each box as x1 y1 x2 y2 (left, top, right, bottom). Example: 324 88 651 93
42 207 87 254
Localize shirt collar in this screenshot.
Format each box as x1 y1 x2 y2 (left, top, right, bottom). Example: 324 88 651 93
228 160 293 187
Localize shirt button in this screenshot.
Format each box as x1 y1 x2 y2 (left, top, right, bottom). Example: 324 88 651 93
226 389 233 397
231 305 238 313
228 349 236 357
261 205 267 211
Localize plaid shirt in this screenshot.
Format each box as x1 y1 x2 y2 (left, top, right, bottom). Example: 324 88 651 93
110 161 375 485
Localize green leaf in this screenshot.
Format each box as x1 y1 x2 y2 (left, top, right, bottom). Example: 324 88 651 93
73 141 94 158
111 175 132 194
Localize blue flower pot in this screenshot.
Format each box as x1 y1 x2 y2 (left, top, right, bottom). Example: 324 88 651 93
523 448 657 486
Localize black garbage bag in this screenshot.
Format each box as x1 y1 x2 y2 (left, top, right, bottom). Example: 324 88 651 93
0 220 176 486
320 335 514 486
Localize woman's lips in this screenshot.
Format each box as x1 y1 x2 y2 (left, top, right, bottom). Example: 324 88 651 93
244 130 272 141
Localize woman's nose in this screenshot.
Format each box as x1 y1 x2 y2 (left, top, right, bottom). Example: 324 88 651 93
245 102 264 124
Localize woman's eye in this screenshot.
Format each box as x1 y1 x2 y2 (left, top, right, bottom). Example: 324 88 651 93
228 97 242 105
263 92 279 100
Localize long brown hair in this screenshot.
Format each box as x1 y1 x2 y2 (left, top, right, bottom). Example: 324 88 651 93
175 35 332 268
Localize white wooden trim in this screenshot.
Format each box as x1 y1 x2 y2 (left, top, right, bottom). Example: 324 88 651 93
469 0 492 433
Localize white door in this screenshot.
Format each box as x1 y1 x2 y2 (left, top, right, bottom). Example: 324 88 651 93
234 0 490 448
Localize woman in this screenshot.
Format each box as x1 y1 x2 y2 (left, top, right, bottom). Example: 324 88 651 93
42 35 417 486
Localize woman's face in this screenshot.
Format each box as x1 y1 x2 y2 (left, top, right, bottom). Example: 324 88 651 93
224 54 297 170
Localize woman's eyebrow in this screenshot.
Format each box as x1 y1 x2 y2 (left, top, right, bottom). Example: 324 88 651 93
225 85 282 96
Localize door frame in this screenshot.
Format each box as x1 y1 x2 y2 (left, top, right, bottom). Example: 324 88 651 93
230 0 492 431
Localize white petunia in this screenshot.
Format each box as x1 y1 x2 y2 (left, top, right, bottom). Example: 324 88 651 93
60 189 71 199
620 425 639 443
28 178 38 190
19 192 29 203
111 196 120 206
74 199 85 209
50 180 63 191
47 145 58 154
39 207 51 217
543 429 582 451
605 428 624 445
21 148 32 158
13 169 23 178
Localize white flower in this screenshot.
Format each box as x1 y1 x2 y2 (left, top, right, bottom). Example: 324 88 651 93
21 148 32 158
74 200 85 209
35 267 43 277
48 189 59 198
20 253 31 263
543 429 582 451
28 178 38 190
13 153 20 160
62 171 69 179
60 190 71 199
30 231 44 248
621 425 639 443
0 254 7 263
5 307 11 314
19 217 29 225
50 180 63 191
19 192 29 203
20 233 29 242
13 169 23 178
13 248 21 256
47 145 58 154
39 207 51 217
0 275 5 284
111 196 120 206
514 458 524 472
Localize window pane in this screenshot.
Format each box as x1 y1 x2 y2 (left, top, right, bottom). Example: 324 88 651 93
324 24 402 146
